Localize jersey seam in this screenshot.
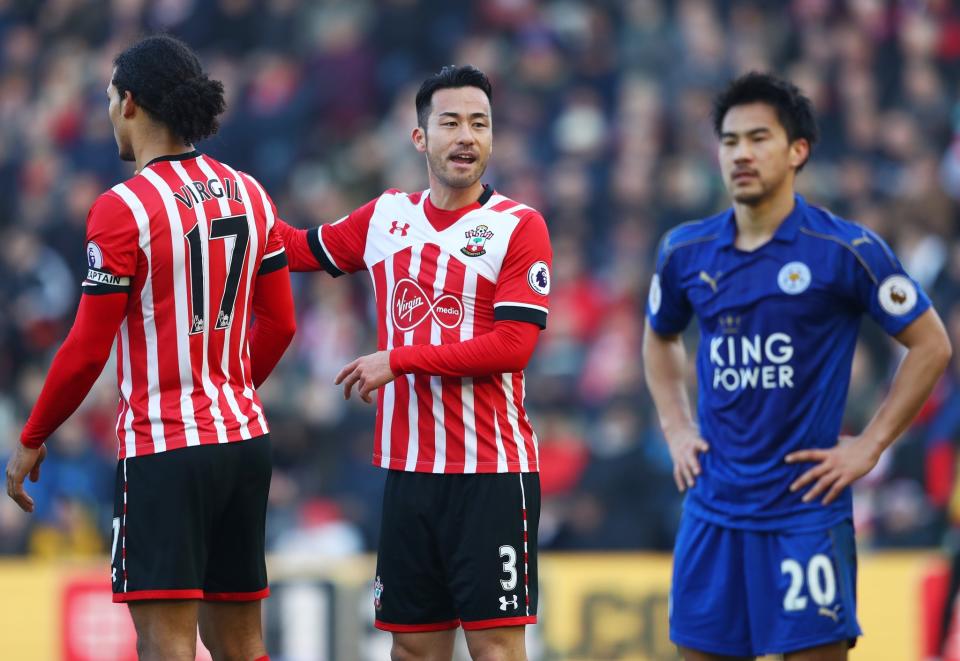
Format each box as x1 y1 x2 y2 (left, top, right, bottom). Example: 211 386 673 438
661 234 720 270
799 227 878 285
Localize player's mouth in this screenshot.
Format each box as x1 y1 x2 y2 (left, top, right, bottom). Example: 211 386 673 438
732 170 758 183
449 152 477 166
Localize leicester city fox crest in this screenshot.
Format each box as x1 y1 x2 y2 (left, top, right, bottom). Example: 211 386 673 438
461 225 494 257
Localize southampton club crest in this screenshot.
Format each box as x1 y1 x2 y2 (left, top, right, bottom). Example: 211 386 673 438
461 225 494 257
373 575 384 611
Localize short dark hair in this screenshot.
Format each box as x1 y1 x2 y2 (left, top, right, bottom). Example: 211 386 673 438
712 72 819 167
415 65 492 128
112 35 226 146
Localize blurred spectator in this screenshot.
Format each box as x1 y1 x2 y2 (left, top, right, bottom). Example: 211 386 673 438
1 0 958 556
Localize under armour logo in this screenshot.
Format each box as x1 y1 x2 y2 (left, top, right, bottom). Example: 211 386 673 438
389 221 410 236
499 595 518 612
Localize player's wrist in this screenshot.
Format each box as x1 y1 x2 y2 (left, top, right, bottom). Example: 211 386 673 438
855 433 888 463
19 433 45 450
662 419 699 442
389 347 411 375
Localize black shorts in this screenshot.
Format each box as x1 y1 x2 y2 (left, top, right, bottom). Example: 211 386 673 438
111 435 271 603
374 470 540 632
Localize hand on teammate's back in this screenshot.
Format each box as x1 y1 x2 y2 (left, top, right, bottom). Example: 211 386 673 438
786 435 880 505
336 350 398 403
665 428 710 492
5 443 47 513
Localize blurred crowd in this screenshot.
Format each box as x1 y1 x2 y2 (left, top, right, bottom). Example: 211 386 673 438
2 0 960 559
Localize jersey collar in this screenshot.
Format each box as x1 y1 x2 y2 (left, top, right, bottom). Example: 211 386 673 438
720 194 807 248
423 184 493 232
143 150 201 169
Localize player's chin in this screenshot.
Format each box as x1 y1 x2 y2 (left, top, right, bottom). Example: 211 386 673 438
441 168 483 190
730 187 767 205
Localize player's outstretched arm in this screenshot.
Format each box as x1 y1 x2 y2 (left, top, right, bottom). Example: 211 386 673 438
335 320 540 404
787 307 952 504
272 218 323 272
249 266 297 388
642 319 709 492
6 292 127 512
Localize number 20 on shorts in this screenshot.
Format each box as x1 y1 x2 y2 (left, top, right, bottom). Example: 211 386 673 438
780 554 837 611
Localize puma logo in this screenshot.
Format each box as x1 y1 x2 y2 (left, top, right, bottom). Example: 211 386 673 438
818 605 840 622
852 235 872 247
699 270 721 292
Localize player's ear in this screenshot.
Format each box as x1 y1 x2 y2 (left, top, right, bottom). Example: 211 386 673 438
789 138 809 170
121 90 138 119
412 126 427 153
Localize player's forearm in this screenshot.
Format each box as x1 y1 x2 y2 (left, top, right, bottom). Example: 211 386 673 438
642 322 698 437
858 317 952 456
274 218 322 272
249 267 297 388
389 320 539 378
21 293 126 448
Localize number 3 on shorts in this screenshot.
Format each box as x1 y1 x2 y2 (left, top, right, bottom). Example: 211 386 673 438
781 554 837 611
499 545 517 590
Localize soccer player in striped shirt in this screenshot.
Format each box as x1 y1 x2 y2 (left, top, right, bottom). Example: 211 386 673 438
5 36 295 661
276 65 550 661
644 72 952 660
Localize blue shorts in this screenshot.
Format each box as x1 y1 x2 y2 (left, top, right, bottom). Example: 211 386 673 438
670 513 862 657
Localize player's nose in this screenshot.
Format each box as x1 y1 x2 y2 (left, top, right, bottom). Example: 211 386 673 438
456 126 476 144
731 141 754 162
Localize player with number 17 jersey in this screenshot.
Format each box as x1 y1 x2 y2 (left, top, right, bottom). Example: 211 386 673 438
6 37 295 661
83 152 287 458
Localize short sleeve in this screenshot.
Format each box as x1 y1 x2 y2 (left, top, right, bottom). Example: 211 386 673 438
646 235 692 334
851 231 931 336
312 196 379 276
82 192 139 295
493 211 552 329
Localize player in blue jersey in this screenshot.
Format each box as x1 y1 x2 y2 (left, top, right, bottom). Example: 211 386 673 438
642 71 952 660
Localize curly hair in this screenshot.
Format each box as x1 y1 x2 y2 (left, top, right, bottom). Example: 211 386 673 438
112 35 225 146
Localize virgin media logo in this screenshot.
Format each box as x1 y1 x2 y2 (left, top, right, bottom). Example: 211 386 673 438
392 278 463 331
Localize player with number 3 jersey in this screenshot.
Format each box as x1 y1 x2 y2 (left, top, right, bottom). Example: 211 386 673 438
275 65 550 661
643 73 951 660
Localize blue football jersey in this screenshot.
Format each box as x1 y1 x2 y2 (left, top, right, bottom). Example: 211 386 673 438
647 195 931 531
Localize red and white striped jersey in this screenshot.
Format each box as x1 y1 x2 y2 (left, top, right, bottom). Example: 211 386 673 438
83 151 287 458
309 187 551 474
